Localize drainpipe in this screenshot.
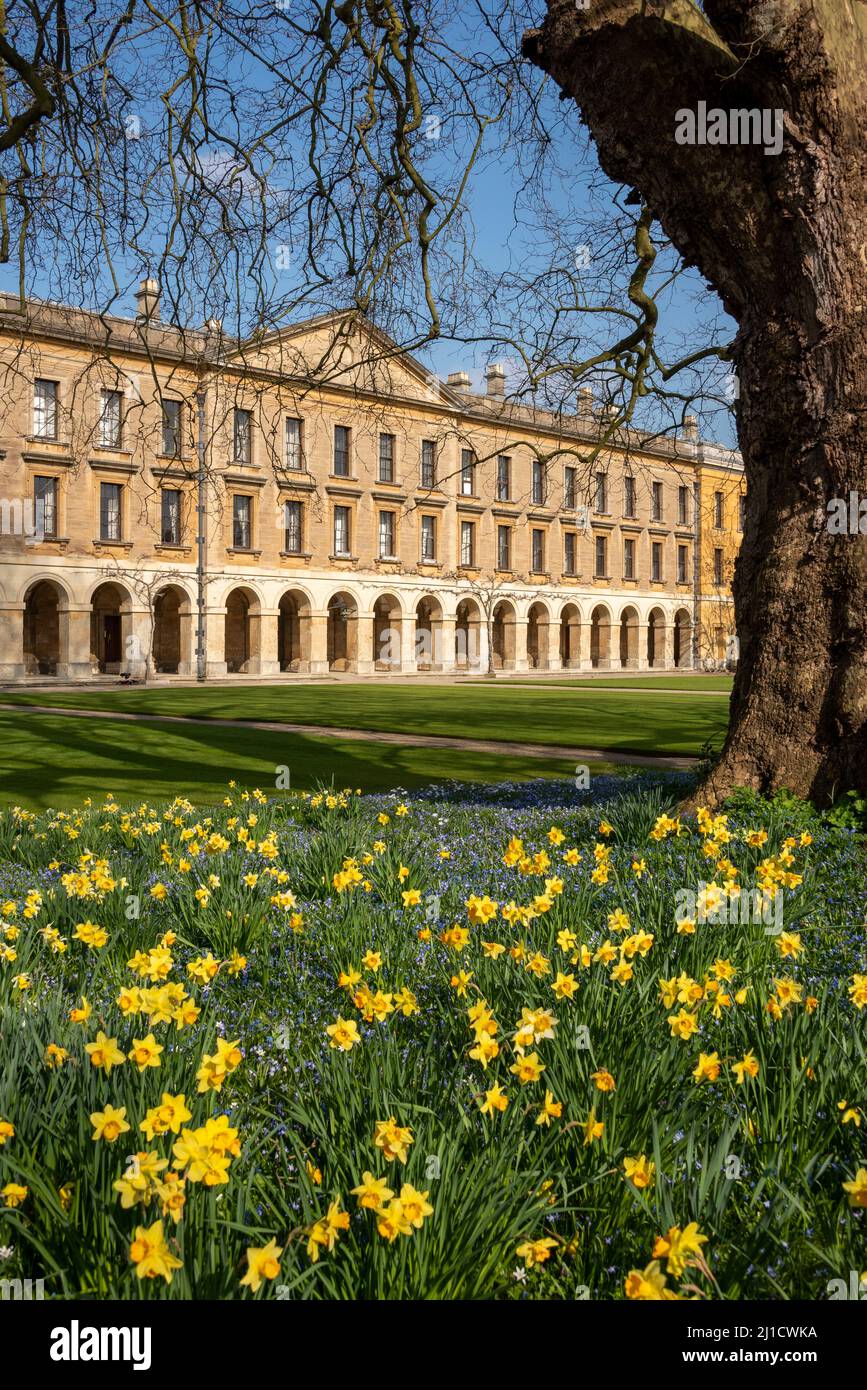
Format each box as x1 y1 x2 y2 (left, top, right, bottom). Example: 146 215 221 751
196 388 207 682
692 476 701 670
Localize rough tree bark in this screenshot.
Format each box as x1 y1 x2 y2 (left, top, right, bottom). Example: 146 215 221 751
523 0 867 804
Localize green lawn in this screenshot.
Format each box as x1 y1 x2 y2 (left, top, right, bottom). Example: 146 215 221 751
0 681 728 756
0 712 595 809
468 673 734 691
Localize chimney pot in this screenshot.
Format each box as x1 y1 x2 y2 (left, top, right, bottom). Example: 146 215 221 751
135 277 160 322
447 371 472 394
485 362 506 397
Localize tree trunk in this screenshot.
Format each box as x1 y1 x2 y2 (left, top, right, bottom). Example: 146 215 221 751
523 0 867 803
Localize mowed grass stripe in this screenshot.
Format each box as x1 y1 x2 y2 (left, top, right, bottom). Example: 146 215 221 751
0 682 729 756
0 712 594 809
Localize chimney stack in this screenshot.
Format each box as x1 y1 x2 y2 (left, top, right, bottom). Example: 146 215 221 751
578 385 594 419
485 362 506 397
134 277 161 323
447 370 472 394
682 415 699 444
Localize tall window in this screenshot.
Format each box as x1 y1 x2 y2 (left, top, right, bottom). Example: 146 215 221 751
334 425 351 477
496 455 511 501
460 450 475 496
232 494 251 549
460 520 475 566
623 537 635 580
677 544 688 584
34 476 57 537
564 466 576 510
99 482 122 541
651 480 663 521
714 490 724 527
378 433 395 483
378 510 395 557
421 440 436 489
33 379 58 439
564 531 577 575
99 390 123 448
532 461 545 506
285 417 302 470
531 528 545 572
420 514 436 561
714 547 724 586
623 474 635 517
594 534 607 577
161 489 181 544
651 541 663 581
233 409 251 464
595 471 607 513
738 493 746 531
284 500 302 553
497 524 511 570
333 505 351 555
678 484 690 525
162 400 181 457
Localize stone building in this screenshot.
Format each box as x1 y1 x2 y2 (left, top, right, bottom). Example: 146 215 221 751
0 285 744 682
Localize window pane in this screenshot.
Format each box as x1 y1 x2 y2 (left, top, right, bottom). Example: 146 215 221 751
378 434 395 483
100 482 121 540
460 521 474 565
334 506 350 554
595 472 607 512
161 489 180 543
162 401 181 456
99 390 122 448
379 511 394 556
461 450 475 495
334 426 350 476
286 418 302 469
34 476 57 536
421 514 435 560
624 475 634 515
595 535 606 575
421 440 436 489
232 495 251 548
234 410 251 463
34 379 58 439
498 525 510 569
285 500 302 552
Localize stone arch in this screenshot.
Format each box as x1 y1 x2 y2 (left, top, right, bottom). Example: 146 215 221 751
491 599 517 671
327 590 358 671
415 595 443 671
90 581 133 674
152 584 193 675
373 592 403 670
526 600 551 670
278 588 312 671
673 607 693 669
455 597 481 670
23 578 63 675
590 604 612 669
224 586 261 675
618 604 640 669
647 606 666 669
559 602 581 670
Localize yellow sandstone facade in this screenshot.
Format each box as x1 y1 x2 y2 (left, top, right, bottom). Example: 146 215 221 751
0 285 743 682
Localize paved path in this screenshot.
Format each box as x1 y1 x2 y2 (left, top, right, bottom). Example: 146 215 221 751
0 702 698 770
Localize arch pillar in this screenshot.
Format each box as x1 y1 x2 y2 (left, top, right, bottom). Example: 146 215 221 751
578 619 592 671
399 615 416 674
636 623 650 671
355 614 375 674
206 606 228 678
0 605 25 680
663 622 675 669
250 610 280 676
58 605 92 681
309 611 329 674
439 616 456 672
513 617 530 672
